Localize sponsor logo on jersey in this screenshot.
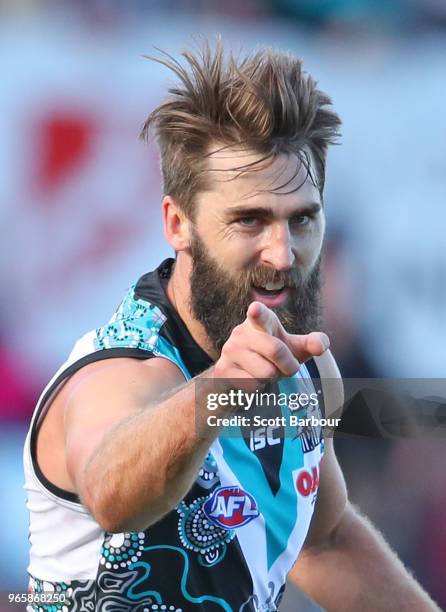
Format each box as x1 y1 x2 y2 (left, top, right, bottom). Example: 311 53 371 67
203 486 259 529
296 465 320 498
298 400 323 453
249 425 281 451
300 425 322 453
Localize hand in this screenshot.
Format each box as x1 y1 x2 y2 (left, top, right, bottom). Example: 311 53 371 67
213 301 329 390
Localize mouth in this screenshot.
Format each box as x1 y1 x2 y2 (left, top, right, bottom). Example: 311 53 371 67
251 283 289 307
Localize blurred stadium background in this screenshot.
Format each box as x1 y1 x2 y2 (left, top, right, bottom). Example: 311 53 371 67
1 0 445 610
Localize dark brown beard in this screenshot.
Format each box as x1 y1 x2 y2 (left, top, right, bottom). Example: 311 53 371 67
189 229 322 354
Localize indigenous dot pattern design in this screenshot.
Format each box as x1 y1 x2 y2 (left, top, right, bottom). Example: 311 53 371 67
140 607 181 611
95 286 167 352
176 496 235 567
27 573 184 612
99 531 146 570
27 576 95 612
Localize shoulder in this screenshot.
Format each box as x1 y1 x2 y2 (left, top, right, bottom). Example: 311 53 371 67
62 355 185 410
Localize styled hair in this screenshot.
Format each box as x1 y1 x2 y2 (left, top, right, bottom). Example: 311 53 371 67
141 40 341 217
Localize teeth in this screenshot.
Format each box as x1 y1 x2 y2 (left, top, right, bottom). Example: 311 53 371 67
263 281 285 291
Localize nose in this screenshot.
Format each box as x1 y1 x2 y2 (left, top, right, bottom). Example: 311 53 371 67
260 222 295 271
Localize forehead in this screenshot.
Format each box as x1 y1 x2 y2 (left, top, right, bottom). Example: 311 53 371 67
200 145 321 208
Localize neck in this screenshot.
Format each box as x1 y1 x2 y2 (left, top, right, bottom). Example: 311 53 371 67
165 255 219 361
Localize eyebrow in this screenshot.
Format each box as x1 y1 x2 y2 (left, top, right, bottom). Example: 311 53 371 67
225 202 322 220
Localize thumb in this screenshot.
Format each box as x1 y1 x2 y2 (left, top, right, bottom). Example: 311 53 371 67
285 331 330 363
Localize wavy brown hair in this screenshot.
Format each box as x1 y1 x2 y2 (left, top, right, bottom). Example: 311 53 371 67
141 40 341 217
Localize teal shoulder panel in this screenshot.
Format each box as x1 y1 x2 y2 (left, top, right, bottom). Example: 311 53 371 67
94 284 190 378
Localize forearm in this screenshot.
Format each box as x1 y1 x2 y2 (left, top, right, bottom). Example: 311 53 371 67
74 303 324 533
291 503 440 611
81 370 227 532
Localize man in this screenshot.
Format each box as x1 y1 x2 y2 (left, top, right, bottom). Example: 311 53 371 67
24 42 439 611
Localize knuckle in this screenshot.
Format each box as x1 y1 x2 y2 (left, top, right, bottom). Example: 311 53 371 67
215 352 236 375
223 330 241 352
268 338 287 362
286 361 300 377
230 324 245 342
213 358 228 378
250 358 277 380
259 363 277 380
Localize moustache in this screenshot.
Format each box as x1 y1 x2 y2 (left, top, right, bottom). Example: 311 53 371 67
242 267 301 290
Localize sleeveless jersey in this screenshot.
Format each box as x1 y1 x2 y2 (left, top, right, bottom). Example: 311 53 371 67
23 258 325 612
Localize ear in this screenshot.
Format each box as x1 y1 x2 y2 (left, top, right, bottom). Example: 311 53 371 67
162 196 192 252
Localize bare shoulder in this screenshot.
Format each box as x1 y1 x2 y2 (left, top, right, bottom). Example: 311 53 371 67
62 355 185 411
37 356 185 494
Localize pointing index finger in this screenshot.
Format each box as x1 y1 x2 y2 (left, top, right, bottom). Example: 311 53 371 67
246 302 277 335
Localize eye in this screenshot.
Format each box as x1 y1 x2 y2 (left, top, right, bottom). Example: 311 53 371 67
290 214 311 228
238 217 260 228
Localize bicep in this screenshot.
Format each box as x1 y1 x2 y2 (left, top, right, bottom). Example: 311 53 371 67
302 349 347 549
63 356 185 494
303 437 348 550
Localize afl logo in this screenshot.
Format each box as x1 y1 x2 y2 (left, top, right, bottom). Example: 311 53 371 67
203 486 259 529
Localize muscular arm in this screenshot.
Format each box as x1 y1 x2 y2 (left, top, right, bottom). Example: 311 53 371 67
64 357 221 533
63 302 327 533
288 352 440 611
289 441 440 611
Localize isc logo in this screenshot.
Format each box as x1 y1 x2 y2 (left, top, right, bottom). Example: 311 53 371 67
203 486 259 529
249 425 281 451
296 465 320 497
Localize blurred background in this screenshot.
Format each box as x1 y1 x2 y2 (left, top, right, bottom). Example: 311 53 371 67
1 0 445 610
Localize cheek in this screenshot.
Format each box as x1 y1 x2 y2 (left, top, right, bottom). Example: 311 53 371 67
294 224 324 267
198 227 257 271
225 244 257 271
221 228 263 263
314 224 325 253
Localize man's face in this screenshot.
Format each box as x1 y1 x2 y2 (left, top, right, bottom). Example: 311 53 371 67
188 147 326 353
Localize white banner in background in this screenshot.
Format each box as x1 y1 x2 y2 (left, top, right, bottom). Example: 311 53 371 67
1 21 445 379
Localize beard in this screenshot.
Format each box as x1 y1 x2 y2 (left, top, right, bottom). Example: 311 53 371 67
189 229 322 354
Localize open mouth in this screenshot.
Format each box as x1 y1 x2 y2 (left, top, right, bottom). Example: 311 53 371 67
251 283 289 306
252 285 286 297
252 281 287 296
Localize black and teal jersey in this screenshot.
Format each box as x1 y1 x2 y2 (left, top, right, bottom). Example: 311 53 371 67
24 258 325 612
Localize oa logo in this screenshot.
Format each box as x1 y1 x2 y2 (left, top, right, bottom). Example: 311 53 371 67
203 486 259 529
296 465 320 497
